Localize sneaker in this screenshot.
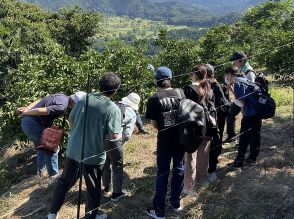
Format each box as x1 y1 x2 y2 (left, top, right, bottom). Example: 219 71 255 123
95 213 107 219
172 205 184 213
138 127 149 135
181 188 193 197
111 191 128 202
245 158 256 165
226 161 243 168
146 207 165 219
48 213 58 219
208 172 217 182
102 186 111 193
223 137 237 144
168 202 184 214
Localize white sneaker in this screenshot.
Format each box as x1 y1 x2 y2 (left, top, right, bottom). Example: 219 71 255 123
95 213 107 219
48 213 58 219
172 205 184 213
208 172 217 182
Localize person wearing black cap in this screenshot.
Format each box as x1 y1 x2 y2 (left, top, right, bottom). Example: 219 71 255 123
145 66 185 219
224 50 256 143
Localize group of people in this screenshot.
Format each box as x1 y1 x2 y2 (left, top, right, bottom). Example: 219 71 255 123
16 50 263 219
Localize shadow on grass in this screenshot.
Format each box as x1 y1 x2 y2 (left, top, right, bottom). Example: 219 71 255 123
184 114 294 219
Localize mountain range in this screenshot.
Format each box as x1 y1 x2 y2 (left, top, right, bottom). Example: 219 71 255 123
179 0 268 13
20 0 269 26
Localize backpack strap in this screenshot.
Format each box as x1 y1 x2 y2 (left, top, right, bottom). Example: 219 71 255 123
175 88 186 100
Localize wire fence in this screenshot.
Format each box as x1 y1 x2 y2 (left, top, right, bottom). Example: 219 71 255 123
10 42 293 218
1 2 293 216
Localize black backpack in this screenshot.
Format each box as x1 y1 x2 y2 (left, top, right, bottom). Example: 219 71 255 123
211 81 230 115
188 85 218 137
178 99 206 153
245 69 269 93
116 101 126 125
156 88 185 129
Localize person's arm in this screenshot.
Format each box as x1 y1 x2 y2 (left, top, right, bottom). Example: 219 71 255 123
246 71 256 82
122 109 137 142
16 99 41 115
145 96 158 129
107 105 122 141
21 107 49 116
26 99 41 110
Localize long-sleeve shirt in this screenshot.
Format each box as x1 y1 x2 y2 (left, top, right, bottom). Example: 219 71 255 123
122 106 137 143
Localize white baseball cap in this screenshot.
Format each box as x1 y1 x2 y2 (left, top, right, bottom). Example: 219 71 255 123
122 93 141 111
70 91 86 103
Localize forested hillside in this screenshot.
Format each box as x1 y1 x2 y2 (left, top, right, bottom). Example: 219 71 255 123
20 0 240 26
1 0 293 140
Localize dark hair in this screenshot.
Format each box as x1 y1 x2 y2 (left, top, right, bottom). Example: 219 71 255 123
99 72 121 96
225 66 244 77
156 78 171 88
192 64 211 101
205 64 215 78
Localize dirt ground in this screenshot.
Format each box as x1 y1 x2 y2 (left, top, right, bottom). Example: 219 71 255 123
0 104 293 219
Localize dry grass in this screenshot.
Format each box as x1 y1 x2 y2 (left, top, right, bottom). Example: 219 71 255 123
0 103 293 219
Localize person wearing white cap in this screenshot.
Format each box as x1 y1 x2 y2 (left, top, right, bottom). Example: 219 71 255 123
102 93 138 202
17 91 86 178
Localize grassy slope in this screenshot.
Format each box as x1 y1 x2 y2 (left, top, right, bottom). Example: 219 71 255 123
0 86 293 218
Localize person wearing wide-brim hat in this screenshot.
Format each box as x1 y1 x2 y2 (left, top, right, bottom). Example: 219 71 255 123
122 92 149 135
102 92 139 202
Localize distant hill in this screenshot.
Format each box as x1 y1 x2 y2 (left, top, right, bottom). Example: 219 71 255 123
21 0 210 19
20 0 239 27
179 0 268 14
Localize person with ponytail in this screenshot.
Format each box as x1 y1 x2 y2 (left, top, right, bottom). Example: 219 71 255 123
182 64 213 194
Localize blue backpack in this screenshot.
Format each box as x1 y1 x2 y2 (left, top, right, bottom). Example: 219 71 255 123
243 80 276 120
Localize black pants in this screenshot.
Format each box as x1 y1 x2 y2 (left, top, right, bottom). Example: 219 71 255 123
50 157 104 219
226 103 241 138
135 110 144 131
208 110 227 173
102 140 124 194
235 116 262 164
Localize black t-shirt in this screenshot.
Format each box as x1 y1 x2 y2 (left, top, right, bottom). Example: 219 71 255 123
145 88 184 149
183 85 205 106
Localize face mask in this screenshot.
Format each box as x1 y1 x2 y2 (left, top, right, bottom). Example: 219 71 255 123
225 76 230 85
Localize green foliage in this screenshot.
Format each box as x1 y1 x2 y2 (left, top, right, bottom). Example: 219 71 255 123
269 85 293 107
0 0 293 144
198 0 294 79
48 7 101 57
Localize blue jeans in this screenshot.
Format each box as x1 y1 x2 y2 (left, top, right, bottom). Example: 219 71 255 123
21 116 59 176
153 146 185 212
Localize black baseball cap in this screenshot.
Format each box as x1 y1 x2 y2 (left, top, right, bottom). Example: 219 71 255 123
229 50 247 62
